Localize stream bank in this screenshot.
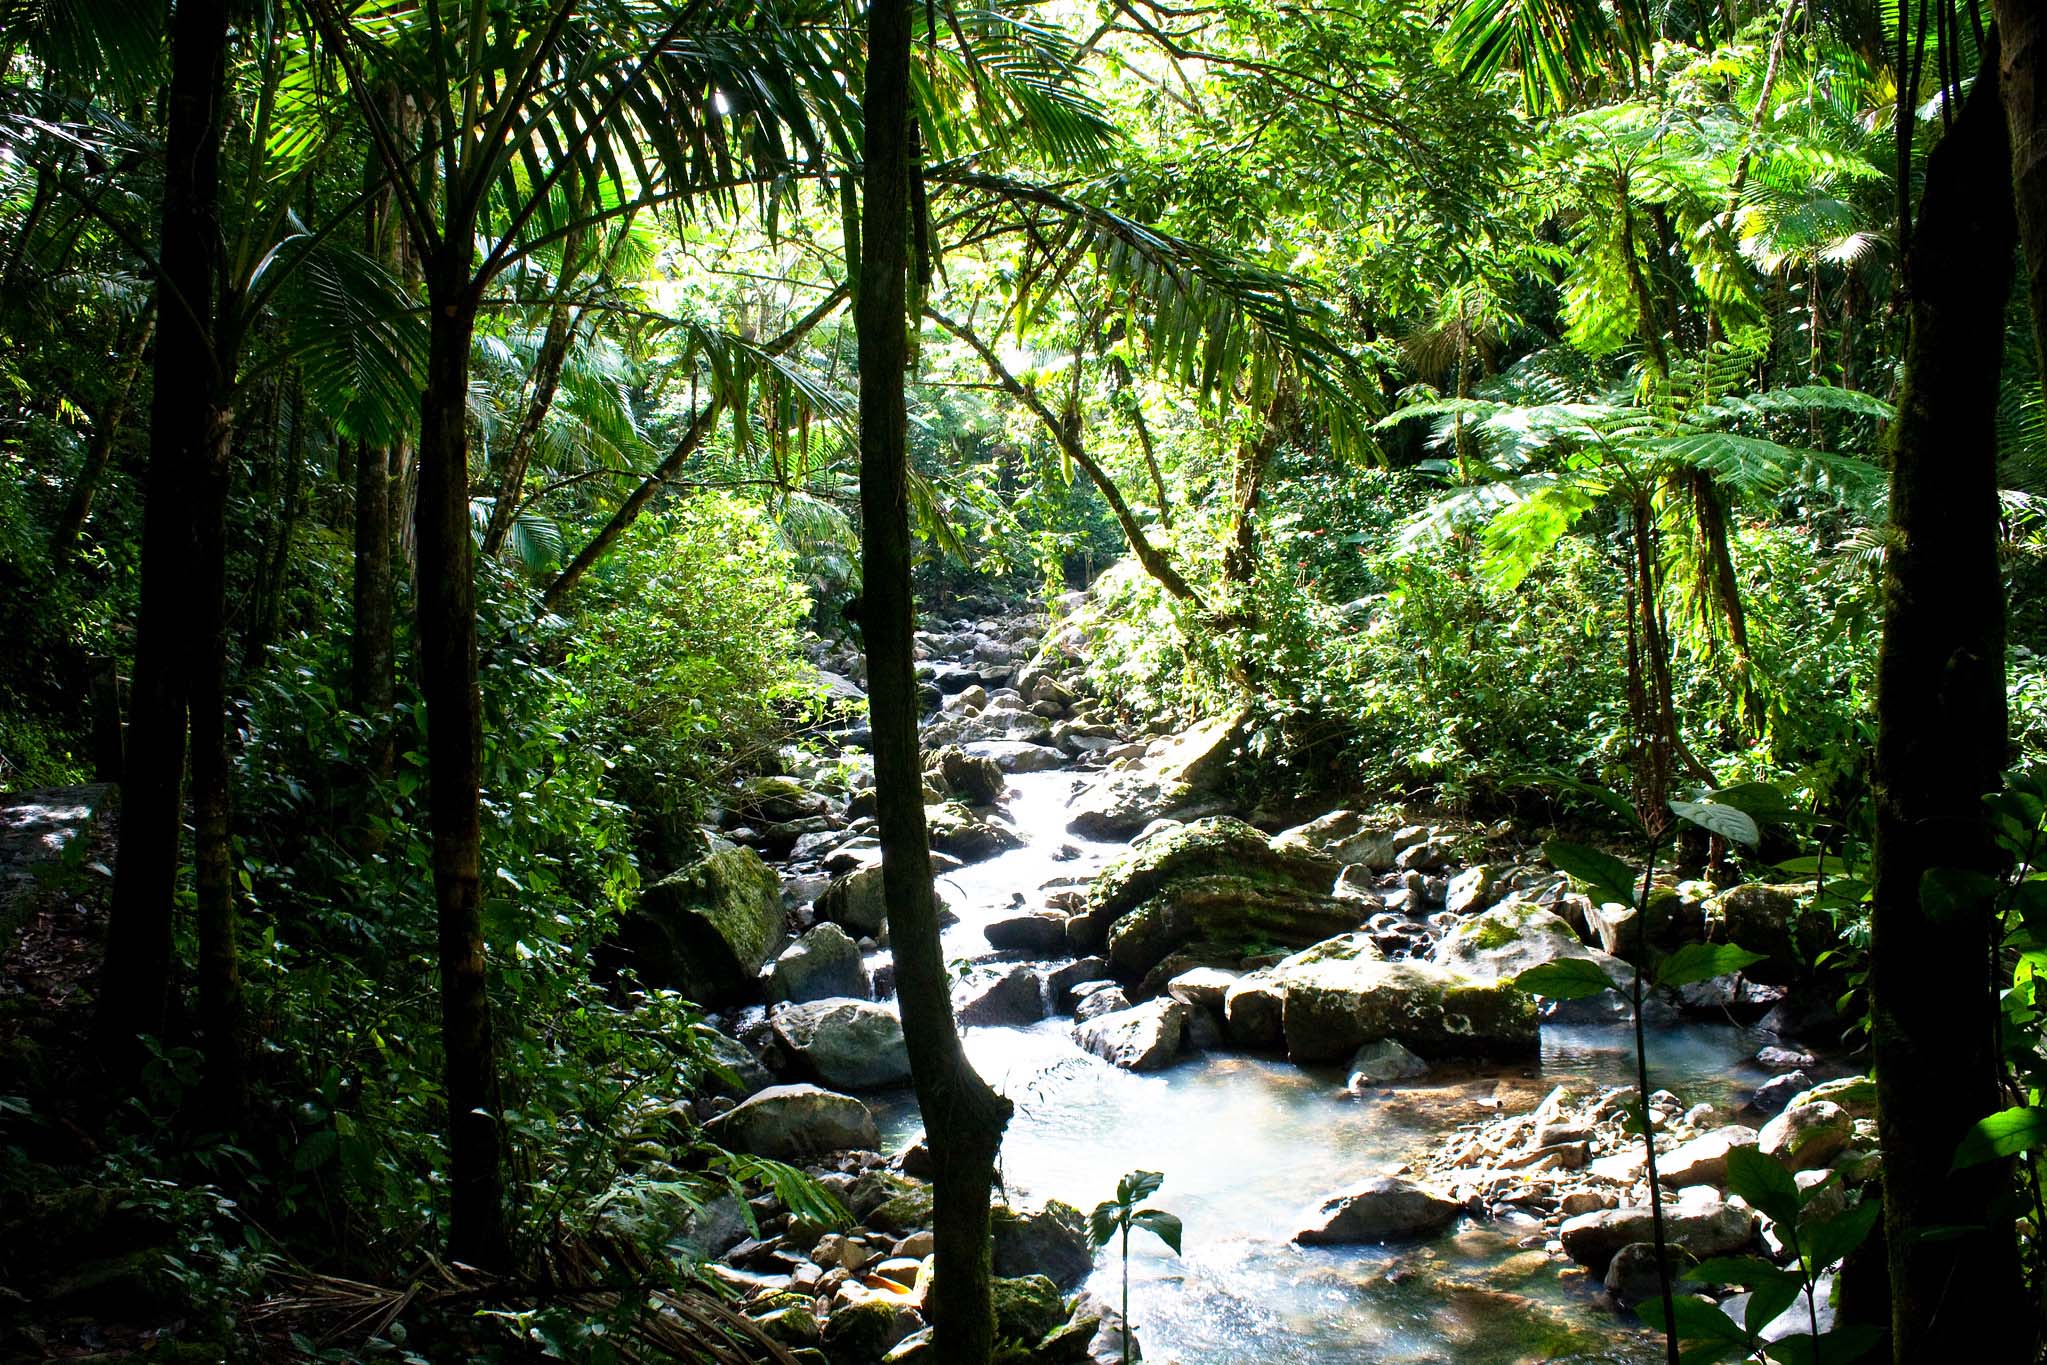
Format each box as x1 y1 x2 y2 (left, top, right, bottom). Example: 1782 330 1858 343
633 593 1859 1364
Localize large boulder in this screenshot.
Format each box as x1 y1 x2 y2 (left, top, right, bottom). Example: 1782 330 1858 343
1707 883 1830 978
928 745 1006 806
819 865 889 938
732 775 828 824
990 1200 1093 1288
1075 998 1188 1071
771 999 912 1090
1223 970 1286 1047
1282 955 1538 1062
1662 1126 1761 1187
1559 1201 1757 1274
1293 1176 1462 1244
698 1026 775 1098
1083 818 1350 975
771 923 867 1003
963 740 1067 774
1760 1100 1853 1170
622 838 784 1005
1064 712 1246 838
953 964 1048 1026
1431 898 1631 988
925 802 1025 863
702 1083 879 1158
1271 810 1425 872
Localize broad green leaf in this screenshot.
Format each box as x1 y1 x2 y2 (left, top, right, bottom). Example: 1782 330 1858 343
1119 1169 1165 1204
1543 839 1639 907
1637 1292 1749 1345
1088 1202 1121 1249
1512 957 1621 1000
1706 782 1794 820
293 1129 338 1172
1762 1323 1883 1365
1655 943 1768 988
1670 800 1760 846
1131 1209 1183 1255
1684 1255 1793 1288
1801 1197 1880 1271
1951 1106 2047 1170
1743 1273 1802 1335
1724 1146 1801 1227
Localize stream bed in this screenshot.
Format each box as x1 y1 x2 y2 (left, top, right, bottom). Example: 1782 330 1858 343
873 770 1773 1363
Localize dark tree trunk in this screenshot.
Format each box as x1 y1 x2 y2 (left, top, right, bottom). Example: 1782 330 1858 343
245 377 305 663
1869 38 2030 1362
189 389 243 1125
51 308 155 566
418 256 509 1272
859 2 1011 1357
98 0 229 1067
352 429 397 776
480 299 574 559
1998 0 2047 384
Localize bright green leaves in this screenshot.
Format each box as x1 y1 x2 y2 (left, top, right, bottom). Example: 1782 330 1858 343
1543 838 1639 906
1513 957 1622 999
1952 1107 2047 1171
1655 943 1767 988
1089 1169 1183 1256
1669 799 1760 847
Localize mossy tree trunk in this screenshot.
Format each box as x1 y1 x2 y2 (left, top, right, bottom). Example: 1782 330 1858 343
857 2 1012 1357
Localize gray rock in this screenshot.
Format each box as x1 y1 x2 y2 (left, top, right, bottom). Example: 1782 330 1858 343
698 1026 775 1098
1751 1070 1812 1115
772 924 867 1004
1074 985 1133 1022
1271 810 1424 872
1661 1125 1760 1187
1075 998 1187 1070
1045 956 1113 1010
963 740 1067 773
929 745 1006 805
703 1083 880 1159
1559 1202 1757 1273
990 1199 1093 1288
1604 1242 1699 1305
621 838 785 1006
1344 1039 1430 1090
771 998 911 1090
1282 954 1539 1062
985 909 1070 952
1760 1100 1853 1170
953 963 1047 1026
1165 967 1241 1013
819 865 890 938
1293 1176 1462 1244
1444 864 1508 917
1223 970 1285 1047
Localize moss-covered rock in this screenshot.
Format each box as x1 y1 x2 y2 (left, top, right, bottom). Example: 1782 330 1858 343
990 1200 1093 1288
822 1293 909 1363
1432 899 1630 988
621 837 783 1005
1282 957 1538 1062
991 1274 1067 1345
925 802 1026 863
1707 883 1831 977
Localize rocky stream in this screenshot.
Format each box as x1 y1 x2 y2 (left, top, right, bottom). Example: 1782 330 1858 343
631 595 1867 1364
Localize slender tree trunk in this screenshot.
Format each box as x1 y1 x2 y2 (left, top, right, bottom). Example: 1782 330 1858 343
245 377 305 663
860 3 1011 1357
1870 38 2031 1362
932 309 1204 607
1999 0 2047 390
352 429 397 777
190 388 243 1125
1688 468 1750 660
540 285 846 611
1222 384 1292 589
52 308 155 565
98 0 229 1067
419 254 509 1272
481 299 575 559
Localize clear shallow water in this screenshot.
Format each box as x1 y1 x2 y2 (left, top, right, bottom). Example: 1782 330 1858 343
878 769 1767 1363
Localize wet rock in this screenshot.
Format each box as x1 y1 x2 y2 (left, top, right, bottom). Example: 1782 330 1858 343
1345 1038 1430 1089
819 865 890 938
1045 956 1113 1010
1604 1242 1699 1305
1293 1176 1462 1244
992 1274 1067 1344
1165 967 1241 1013
1661 1125 1760 1187
1223 970 1285 1047
925 802 1025 863
1445 864 1510 917
1075 998 1187 1071
822 1292 909 1362
1756 1045 1816 1071
929 745 1006 806
986 908 1071 952
622 838 785 1005
699 1025 775 1099
1559 1202 1756 1274
1760 1100 1853 1171
703 1083 879 1159
771 999 911 1090
963 739 1068 773
771 923 867 1003
1751 1070 1811 1115
1074 985 1133 1022
754 1302 822 1346
953 963 1047 1027
1064 712 1245 837
734 775 829 824
991 1200 1093 1288
1786 1076 1876 1120
1282 955 1539 1062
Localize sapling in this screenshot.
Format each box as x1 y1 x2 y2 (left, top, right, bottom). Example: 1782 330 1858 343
1089 1169 1182 1365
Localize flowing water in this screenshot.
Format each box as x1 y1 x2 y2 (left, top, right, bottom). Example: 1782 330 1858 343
876 770 1771 1363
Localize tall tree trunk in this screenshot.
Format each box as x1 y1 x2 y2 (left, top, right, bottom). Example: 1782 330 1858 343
98 0 229 1067
51 308 155 566
1869 38 2030 1362
859 3 1011 1357
189 387 243 1125
245 377 306 663
418 254 509 1272
479 298 574 559
1999 0 2047 389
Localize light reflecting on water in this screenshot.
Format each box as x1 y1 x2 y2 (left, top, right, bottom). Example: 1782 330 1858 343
875 770 1768 1362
